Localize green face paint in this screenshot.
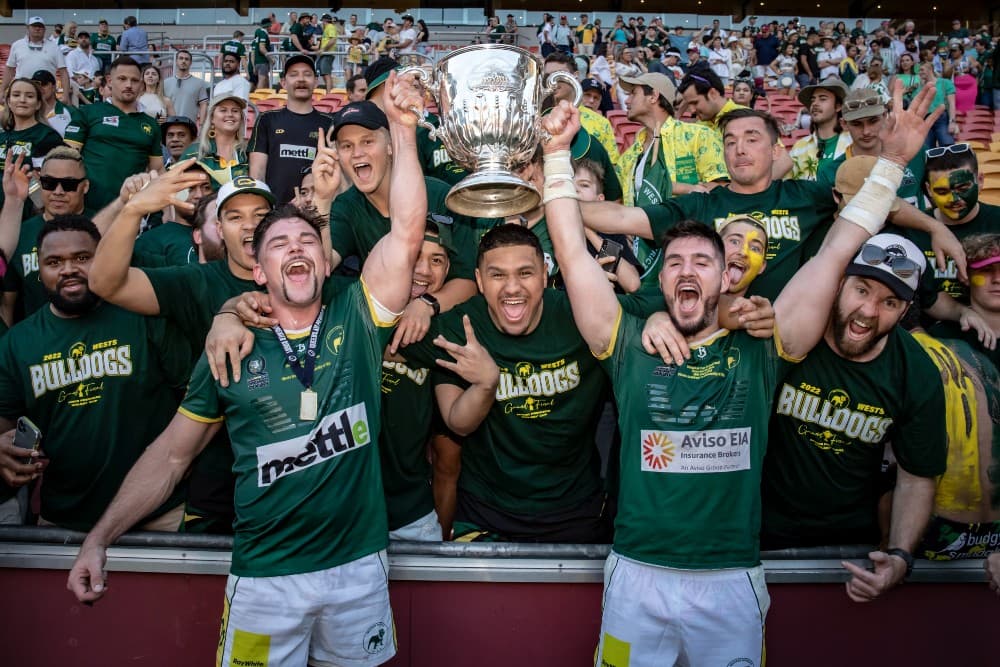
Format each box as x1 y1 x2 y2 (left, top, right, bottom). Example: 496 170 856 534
929 169 978 220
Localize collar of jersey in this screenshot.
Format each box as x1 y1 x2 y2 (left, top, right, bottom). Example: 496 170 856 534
688 327 729 351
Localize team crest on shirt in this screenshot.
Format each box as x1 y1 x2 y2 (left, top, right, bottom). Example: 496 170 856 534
325 326 345 355
245 355 269 390
102 116 119 127
362 622 389 654
142 124 153 135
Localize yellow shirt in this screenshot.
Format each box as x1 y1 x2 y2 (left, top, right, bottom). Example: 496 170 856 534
578 105 621 164
320 23 338 50
703 98 748 130
616 116 729 206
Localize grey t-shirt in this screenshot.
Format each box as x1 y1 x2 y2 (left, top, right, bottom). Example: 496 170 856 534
164 75 210 122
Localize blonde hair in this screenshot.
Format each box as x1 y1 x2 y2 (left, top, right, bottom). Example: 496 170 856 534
963 233 1000 266
197 96 247 160
1 78 48 131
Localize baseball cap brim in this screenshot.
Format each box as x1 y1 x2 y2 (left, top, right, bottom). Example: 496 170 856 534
217 177 276 211
282 54 315 77
844 264 915 300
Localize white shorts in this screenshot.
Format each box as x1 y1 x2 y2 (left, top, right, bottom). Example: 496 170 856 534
595 552 769 667
217 550 396 667
388 509 442 542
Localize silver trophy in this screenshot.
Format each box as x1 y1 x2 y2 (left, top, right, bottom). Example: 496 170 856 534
401 44 582 218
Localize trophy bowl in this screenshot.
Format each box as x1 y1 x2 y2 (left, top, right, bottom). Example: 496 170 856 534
401 44 581 218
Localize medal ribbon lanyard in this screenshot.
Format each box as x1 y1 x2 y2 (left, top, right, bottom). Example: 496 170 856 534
272 306 326 392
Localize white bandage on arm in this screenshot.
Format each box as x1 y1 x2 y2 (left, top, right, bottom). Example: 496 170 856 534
542 149 578 204
839 158 905 235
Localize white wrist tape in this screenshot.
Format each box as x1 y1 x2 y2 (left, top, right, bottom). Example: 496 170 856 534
543 150 574 180
840 157 905 235
542 178 579 204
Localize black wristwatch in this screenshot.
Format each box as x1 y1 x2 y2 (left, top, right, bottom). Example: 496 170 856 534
886 548 914 578
418 293 440 316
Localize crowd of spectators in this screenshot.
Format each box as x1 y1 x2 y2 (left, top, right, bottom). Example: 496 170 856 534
0 10 995 666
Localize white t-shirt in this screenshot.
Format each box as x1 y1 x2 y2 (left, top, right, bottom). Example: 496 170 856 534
65 48 101 77
6 37 66 79
818 49 841 79
397 27 418 54
213 75 252 102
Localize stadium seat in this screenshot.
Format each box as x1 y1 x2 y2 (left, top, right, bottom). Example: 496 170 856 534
979 187 1000 205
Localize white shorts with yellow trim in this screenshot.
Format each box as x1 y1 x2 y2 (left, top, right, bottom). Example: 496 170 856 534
217 550 395 667
595 552 769 667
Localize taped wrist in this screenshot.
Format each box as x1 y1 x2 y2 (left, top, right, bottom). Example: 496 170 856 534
542 149 578 204
840 158 904 235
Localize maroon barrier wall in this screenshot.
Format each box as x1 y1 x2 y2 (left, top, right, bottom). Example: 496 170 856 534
3 568 999 666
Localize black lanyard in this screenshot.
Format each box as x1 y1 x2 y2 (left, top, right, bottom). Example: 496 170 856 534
271 306 325 390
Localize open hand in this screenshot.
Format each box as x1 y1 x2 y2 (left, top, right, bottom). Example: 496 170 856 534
879 80 944 168
2 150 30 201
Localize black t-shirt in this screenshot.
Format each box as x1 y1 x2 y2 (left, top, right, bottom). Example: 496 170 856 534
248 107 332 204
798 42 819 77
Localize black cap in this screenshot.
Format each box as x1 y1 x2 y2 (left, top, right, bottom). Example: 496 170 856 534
331 101 389 139
30 69 56 85
161 115 198 139
364 56 399 99
282 54 315 77
580 78 604 94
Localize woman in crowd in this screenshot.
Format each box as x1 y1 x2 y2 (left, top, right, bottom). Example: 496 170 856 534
732 76 769 113
708 35 733 84
0 78 63 173
138 64 174 122
415 20 431 55
179 94 248 187
897 53 921 107
834 20 848 39
729 35 749 80
613 48 643 109
770 41 799 95
840 44 860 86
920 61 958 149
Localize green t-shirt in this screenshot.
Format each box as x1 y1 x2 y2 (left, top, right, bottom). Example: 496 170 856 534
65 102 162 211
133 221 197 268
632 138 674 288
286 22 310 52
0 124 65 172
92 34 117 65
252 28 271 66
220 40 246 59
416 113 468 186
601 315 792 569
3 210 98 320
817 151 925 206
179 281 392 576
898 203 1000 303
179 139 249 188
379 359 435 530
643 180 838 300
328 176 477 282
0 303 190 530
404 291 608 515
762 330 948 546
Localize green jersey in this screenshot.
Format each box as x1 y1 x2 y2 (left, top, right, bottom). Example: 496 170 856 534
644 180 838 300
600 313 794 569
179 281 393 576
65 102 162 210
220 40 246 59
328 176 477 282
632 135 673 288
4 210 98 319
818 150 925 206
252 28 271 66
899 203 1000 303
379 359 435 530
133 221 196 267
416 113 467 185
0 303 190 530
92 34 117 67
0 124 64 172
179 140 249 188
762 330 947 546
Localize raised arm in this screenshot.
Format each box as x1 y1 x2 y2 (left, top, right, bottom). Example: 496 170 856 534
542 101 624 355
360 71 426 315
775 81 943 359
88 160 208 315
0 151 30 261
67 412 219 604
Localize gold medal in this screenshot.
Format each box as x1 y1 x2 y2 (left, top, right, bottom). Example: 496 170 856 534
300 389 318 421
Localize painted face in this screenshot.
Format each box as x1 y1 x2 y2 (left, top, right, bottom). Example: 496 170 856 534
927 168 978 220
969 261 1000 312
720 221 767 293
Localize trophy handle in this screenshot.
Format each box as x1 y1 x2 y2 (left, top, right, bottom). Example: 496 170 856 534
398 65 439 139
544 71 583 107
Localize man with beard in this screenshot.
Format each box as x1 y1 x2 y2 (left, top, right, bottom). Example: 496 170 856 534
249 55 332 204
2 148 96 322
787 77 851 180
540 80 942 663
0 215 190 530
163 50 210 127
64 57 163 210
132 161 218 267
67 76 429 666
212 52 250 102
190 194 225 263
579 103 965 302
761 232 946 601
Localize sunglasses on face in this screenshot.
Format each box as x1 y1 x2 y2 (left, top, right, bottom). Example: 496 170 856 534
40 175 86 191
860 243 920 278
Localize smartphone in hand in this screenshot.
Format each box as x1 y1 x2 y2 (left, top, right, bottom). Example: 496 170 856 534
597 238 624 274
14 416 42 464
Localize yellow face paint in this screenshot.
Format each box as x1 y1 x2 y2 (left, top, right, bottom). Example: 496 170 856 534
928 170 978 220
731 228 766 293
929 175 962 219
970 273 987 287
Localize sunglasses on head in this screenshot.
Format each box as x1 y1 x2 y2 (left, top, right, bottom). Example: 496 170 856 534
39 175 86 191
925 143 971 158
860 243 920 279
843 96 883 111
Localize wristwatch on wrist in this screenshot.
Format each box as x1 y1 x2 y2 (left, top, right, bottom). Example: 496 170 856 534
886 547 914 578
418 293 440 316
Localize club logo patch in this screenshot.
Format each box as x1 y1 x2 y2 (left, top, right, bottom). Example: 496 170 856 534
363 622 389 654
